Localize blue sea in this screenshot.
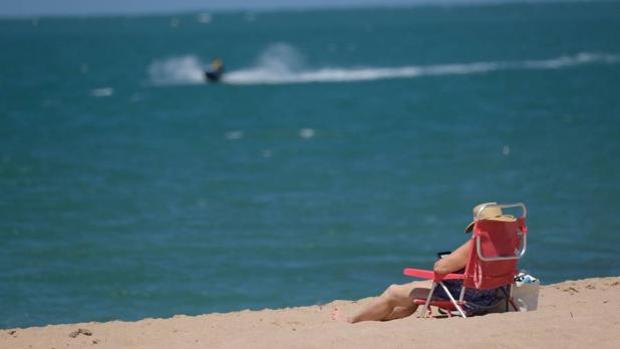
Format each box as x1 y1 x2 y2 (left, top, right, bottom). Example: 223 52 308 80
1 1 620 329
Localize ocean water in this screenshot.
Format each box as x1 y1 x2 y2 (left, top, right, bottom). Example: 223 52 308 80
1 1 620 328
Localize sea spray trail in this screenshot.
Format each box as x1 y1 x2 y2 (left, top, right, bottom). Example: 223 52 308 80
148 55 206 85
147 46 620 86
224 51 620 85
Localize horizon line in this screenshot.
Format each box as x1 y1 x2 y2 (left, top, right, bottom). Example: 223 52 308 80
0 0 602 20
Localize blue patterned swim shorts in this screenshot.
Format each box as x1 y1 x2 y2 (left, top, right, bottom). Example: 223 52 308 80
432 279 505 315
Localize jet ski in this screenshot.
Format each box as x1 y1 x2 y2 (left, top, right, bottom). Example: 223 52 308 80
205 58 224 83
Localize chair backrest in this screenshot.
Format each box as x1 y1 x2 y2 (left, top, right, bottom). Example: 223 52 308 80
463 216 528 289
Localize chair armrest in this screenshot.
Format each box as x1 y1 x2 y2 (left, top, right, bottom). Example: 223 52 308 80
403 268 465 281
403 268 435 279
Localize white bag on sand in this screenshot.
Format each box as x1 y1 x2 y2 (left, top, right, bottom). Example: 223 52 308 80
512 281 540 311
487 273 540 313
512 272 540 311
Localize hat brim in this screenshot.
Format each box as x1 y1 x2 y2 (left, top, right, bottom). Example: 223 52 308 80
464 215 517 233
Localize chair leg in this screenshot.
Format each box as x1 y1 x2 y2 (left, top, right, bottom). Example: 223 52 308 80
438 282 467 318
508 284 518 311
420 282 437 318
499 285 517 312
509 298 518 311
503 285 510 312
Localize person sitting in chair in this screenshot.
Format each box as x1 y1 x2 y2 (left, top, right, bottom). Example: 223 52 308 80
332 202 513 323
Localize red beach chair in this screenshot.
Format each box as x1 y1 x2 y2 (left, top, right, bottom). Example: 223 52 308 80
403 203 528 318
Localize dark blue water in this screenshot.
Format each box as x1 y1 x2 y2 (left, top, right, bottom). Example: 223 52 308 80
1 1 620 328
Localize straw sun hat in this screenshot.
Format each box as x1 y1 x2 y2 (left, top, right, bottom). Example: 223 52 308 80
464 202 516 233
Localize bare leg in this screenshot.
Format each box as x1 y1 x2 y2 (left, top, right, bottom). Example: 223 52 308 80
345 281 431 323
383 288 433 320
382 306 417 321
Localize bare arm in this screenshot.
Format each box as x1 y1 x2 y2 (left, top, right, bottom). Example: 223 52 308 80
433 240 471 275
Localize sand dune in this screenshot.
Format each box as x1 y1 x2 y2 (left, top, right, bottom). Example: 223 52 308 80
2 277 619 349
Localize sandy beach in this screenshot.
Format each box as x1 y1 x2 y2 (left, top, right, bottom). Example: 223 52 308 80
2 276 619 349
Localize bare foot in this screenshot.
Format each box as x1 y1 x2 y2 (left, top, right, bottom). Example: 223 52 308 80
330 307 352 323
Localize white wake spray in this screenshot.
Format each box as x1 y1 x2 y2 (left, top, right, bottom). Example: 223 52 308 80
148 55 206 85
148 44 619 86
224 49 619 85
